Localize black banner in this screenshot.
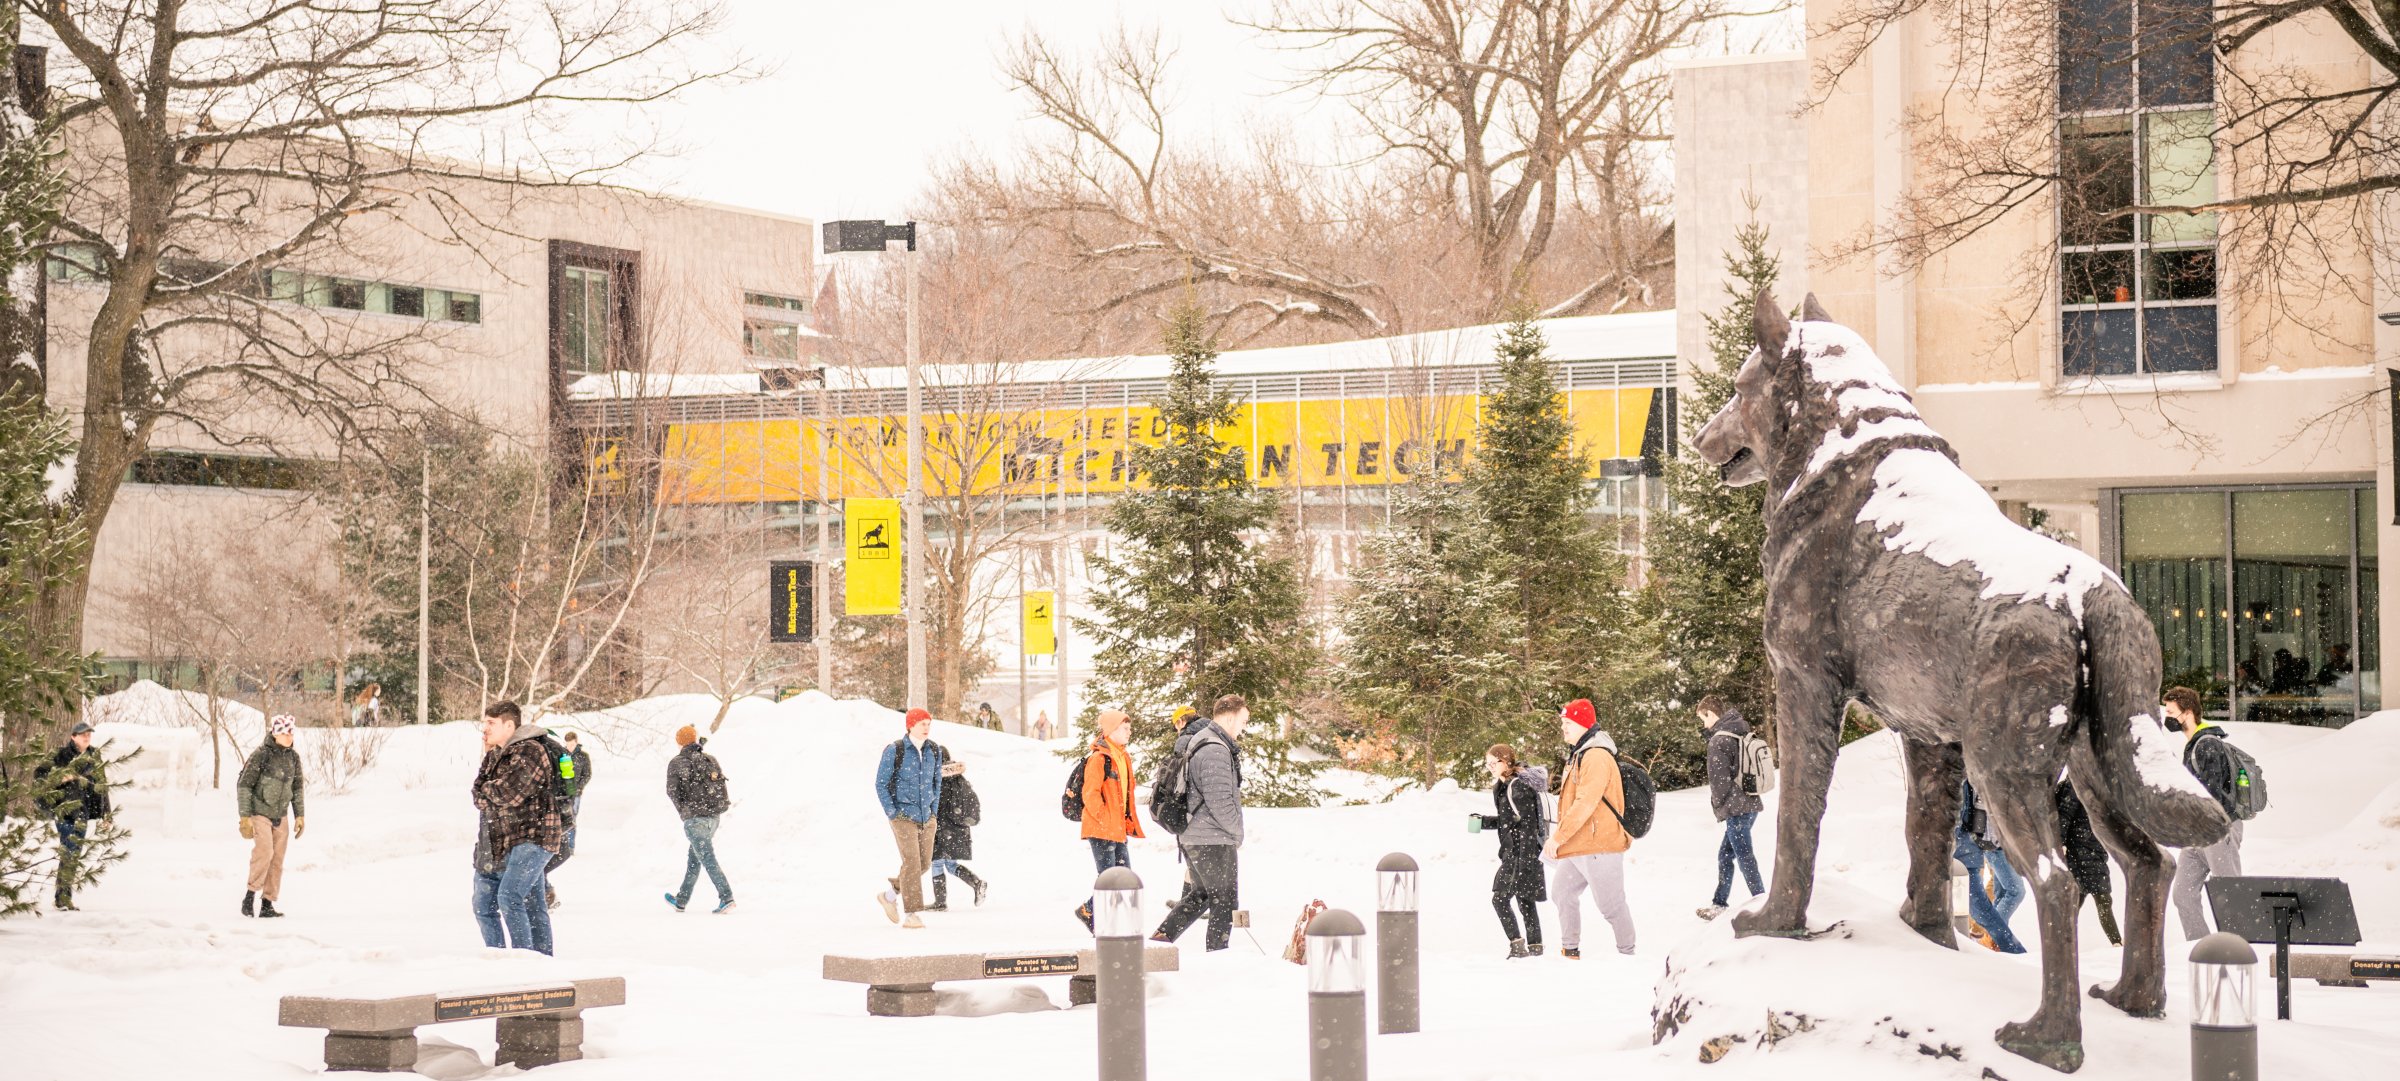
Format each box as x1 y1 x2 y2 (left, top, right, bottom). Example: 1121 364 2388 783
2390 369 2399 524
770 561 814 643
435 987 576 1021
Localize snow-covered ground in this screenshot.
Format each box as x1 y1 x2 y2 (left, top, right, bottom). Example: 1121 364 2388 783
4 693 2395 1080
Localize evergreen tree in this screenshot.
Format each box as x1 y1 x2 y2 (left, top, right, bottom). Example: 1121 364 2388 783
1338 481 1521 785
1077 307 1321 804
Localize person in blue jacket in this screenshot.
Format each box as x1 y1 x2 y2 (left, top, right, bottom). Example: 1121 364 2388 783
873 707 944 928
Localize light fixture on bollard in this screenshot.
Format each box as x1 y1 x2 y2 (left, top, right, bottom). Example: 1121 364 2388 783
1376 852 1420 1035
1306 909 1369 1081
1093 867 1147 1081
2190 932 2258 1081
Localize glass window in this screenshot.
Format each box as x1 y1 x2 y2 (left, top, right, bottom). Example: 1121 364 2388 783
44 243 107 282
563 266 612 375
745 291 807 313
389 285 426 318
2142 110 2217 242
2138 0 2214 107
2061 114 2136 246
2142 305 2217 372
2064 249 2136 305
447 292 482 324
2122 490 2229 717
744 319 802 360
2063 309 2137 376
2232 490 2357 726
328 278 367 310
2143 248 2214 300
2059 0 2133 111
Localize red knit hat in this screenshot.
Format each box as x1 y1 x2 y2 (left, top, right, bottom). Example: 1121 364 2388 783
1560 699 1598 730
904 708 933 729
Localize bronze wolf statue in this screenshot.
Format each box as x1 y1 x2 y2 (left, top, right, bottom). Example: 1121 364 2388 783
1691 293 2231 1072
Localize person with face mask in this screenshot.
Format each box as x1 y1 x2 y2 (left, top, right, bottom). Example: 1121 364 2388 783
236 715 307 918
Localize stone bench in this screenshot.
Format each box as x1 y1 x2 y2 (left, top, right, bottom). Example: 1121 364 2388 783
2270 952 2400 989
823 945 1179 1016
279 976 626 1071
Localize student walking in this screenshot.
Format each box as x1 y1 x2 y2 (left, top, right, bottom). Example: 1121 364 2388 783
1548 698 1637 958
547 731 592 910
1074 709 1143 930
1955 779 2027 954
1476 743 1548 958
663 725 736 914
1152 695 1249 953
2163 686 2248 940
928 759 986 910
470 702 562 954
1696 695 1765 920
874 708 945 928
236 715 307 918
2054 780 2121 946
37 721 113 911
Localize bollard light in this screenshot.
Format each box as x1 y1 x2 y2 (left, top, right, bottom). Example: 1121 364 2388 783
1377 852 1419 912
1307 909 1367 994
2189 932 2258 1081
1949 857 1971 934
1095 866 1144 939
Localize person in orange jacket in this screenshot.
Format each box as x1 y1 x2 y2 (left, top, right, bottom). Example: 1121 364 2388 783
1074 708 1143 930
1548 698 1636 958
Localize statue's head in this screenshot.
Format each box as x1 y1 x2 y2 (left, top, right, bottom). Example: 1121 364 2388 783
1694 291 1830 488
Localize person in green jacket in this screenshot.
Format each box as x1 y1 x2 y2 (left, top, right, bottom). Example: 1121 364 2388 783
237 715 307 918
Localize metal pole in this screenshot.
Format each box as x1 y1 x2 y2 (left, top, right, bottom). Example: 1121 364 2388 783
2189 933 2258 1081
416 441 431 725
1015 547 1028 737
903 230 928 712
1054 542 1069 733
1376 853 1421 1035
1094 867 1147 1081
1305 909 1368 1081
816 385 834 695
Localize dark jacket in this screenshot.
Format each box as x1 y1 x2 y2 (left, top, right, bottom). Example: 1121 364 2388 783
666 743 731 819
875 737 944 823
2182 726 2240 817
1956 780 2001 851
473 725 563 865
1176 719 1245 847
564 747 593 800
1705 710 1766 821
1482 767 1549 900
2053 782 2111 897
237 742 307 822
933 773 981 861
38 743 112 822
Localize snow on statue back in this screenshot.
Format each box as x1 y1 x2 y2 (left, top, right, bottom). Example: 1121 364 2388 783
1690 293 2231 1075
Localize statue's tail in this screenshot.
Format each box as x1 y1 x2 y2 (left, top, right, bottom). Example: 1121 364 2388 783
2081 588 2231 849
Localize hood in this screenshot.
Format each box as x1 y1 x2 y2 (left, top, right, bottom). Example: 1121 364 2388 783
506 723 551 747
1712 710 1751 738
1571 725 1617 756
1513 764 1551 792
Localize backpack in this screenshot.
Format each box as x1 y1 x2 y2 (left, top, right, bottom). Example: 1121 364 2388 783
2200 732 2270 821
1149 743 1196 835
883 738 943 805
1736 733 1777 796
1582 746 1656 839
538 735 578 805
1061 751 1117 822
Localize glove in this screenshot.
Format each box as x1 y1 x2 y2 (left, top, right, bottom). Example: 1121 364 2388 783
239 817 254 840
294 817 306 840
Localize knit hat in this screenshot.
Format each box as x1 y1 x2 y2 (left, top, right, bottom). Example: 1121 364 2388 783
1097 708 1133 734
904 707 933 729
1560 699 1598 731
269 715 296 737
675 724 698 747
1170 706 1197 728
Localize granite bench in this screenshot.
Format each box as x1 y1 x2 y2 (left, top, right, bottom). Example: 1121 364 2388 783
279 975 626 1071
823 945 1179 1016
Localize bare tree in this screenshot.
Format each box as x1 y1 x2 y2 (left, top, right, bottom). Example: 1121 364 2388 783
8 0 736 747
637 511 809 731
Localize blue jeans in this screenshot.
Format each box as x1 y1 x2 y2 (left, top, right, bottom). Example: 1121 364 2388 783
1956 833 2027 954
54 817 86 903
674 815 732 908
1082 838 1130 914
1712 812 1765 907
473 843 554 954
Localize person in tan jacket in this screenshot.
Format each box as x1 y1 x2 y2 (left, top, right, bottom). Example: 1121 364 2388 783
1547 698 1635 958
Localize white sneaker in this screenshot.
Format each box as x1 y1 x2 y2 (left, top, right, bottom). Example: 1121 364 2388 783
1696 905 1727 921
902 913 925 929
876 891 900 924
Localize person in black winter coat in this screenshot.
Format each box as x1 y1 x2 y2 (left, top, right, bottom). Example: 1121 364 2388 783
2053 781 2121 946
1476 743 1549 959
1697 696 1766 920
663 725 735 914
928 759 987 910
36 722 113 911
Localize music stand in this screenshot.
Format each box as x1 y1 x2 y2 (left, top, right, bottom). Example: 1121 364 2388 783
2205 876 2361 1020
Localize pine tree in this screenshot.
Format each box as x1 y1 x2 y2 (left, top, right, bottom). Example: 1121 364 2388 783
1077 307 1321 804
1338 481 1521 785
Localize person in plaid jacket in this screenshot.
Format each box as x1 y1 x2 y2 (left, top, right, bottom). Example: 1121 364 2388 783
470 701 563 954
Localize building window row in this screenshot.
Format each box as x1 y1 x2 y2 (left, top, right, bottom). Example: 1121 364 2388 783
43 243 482 324
743 290 812 362
128 450 319 491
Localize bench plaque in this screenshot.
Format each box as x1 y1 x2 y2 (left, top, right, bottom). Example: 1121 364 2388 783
982 954 1080 978
2352 957 2400 980
435 987 577 1021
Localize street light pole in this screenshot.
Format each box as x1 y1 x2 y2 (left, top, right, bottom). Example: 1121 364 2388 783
902 230 928 713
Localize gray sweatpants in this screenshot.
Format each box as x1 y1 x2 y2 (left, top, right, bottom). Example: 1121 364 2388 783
1550 852 1636 954
2170 821 2244 941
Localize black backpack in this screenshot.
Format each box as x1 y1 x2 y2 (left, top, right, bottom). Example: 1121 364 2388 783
1581 745 1656 840
538 734 578 806
2192 730 2270 821
1061 751 1116 821
1149 743 1196 834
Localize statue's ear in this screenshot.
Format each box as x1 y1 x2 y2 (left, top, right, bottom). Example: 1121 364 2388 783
1753 291 1791 360
1801 293 1832 323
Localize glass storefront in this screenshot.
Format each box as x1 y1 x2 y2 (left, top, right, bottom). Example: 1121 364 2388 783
2117 484 2378 727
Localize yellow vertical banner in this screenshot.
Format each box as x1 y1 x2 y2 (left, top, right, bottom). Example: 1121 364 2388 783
844 497 902 615
1022 591 1057 656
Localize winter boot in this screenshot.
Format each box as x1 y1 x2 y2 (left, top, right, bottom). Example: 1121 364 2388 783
954 867 988 906
1528 941 1544 956
259 898 284 918
242 890 256 917
1560 947 1581 960
1696 905 1727 921
926 875 950 912
1506 938 1530 960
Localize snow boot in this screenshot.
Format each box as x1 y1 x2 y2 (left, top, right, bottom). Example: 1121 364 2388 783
1506 938 1530 960
926 875 950 912
1696 905 1726 921
1528 942 1544 956
713 898 737 915
664 892 687 913
259 898 284 918
876 890 901 924
242 890 256 917
1561 947 1581 960
954 867 988 906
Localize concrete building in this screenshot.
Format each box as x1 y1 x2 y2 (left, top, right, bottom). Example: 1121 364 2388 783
1674 22 2387 726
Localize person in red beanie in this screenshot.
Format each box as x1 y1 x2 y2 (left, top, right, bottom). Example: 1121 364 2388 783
1548 698 1636 958
873 708 945 927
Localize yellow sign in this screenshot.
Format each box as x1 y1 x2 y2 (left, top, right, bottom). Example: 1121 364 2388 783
844 497 901 615
1023 591 1057 656
653 388 1659 505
